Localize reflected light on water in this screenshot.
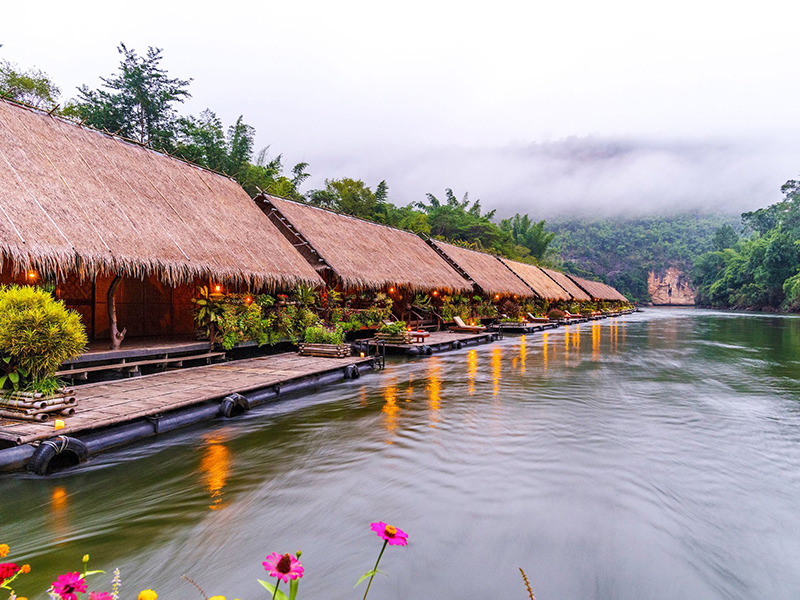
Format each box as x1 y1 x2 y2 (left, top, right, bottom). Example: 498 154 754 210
519 335 526 375
542 332 549 372
492 347 502 396
564 325 570 362
467 349 477 395
49 485 70 542
573 324 580 352
200 435 231 511
592 323 600 360
382 383 400 441
427 361 442 426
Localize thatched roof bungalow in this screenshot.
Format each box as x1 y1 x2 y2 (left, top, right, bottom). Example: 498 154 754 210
540 267 591 302
567 274 628 302
0 99 323 289
258 195 471 293
427 240 534 298
498 259 571 301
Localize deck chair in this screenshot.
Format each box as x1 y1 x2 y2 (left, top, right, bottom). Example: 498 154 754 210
450 316 487 332
526 312 551 323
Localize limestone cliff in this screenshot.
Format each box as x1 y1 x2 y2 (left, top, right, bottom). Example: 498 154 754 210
648 267 695 305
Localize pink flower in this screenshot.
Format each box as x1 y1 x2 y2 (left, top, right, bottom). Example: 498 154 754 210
370 522 409 546
89 593 113 600
52 572 88 600
263 552 304 583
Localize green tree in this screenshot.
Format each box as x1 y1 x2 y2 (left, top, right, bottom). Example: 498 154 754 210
69 44 191 150
712 224 738 251
0 54 60 108
500 213 556 262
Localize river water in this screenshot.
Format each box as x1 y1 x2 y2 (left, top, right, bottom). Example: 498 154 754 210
3 308 800 599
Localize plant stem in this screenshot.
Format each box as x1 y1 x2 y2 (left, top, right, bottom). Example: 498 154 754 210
272 580 280 600
363 540 388 600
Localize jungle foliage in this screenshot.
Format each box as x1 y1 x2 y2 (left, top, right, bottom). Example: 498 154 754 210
692 177 800 311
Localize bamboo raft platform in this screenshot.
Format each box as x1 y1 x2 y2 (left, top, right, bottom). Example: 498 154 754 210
0 352 374 473
490 322 560 334
355 330 499 357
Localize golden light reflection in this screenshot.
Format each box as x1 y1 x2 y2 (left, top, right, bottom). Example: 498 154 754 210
200 435 231 511
592 323 600 360
427 361 442 426
492 347 502 396
359 387 368 407
564 325 569 362
573 324 580 351
382 384 400 441
542 332 549 372
519 335 526 375
467 349 477 395
50 485 70 542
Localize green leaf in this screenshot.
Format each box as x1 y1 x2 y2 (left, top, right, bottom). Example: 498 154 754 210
0 375 7 388
8 371 18 384
355 569 379 587
289 579 299 600
84 569 106 576
258 579 288 600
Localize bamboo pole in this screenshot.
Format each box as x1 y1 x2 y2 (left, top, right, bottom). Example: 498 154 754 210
0 409 48 422
108 274 127 350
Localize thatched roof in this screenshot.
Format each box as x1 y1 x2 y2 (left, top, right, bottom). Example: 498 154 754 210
540 267 591 302
567 274 628 301
498 259 571 301
0 99 323 288
427 240 534 298
260 195 472 293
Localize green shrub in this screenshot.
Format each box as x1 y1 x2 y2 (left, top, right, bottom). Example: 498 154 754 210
377 321 407 335
0 285 87 390
547 308 565 320
304 324 345 345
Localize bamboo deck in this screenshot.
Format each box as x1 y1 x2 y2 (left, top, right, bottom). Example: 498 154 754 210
0 353 372 446
360 330 498 356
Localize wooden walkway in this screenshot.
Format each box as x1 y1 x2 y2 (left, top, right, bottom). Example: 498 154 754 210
0 353 372 446
358 330 497 357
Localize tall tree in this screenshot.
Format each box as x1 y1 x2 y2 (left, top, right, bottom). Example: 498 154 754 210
500 213 556 262
0 52 60 108
69 44 191 150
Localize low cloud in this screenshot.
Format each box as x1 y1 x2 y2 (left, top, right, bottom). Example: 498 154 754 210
300 135 800 219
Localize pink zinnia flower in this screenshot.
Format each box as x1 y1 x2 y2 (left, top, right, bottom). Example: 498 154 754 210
52 572 88 600
89 593 114 600
370 522 408 546
263 552 304 583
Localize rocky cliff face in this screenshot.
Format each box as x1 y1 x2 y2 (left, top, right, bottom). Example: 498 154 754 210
648 267 695 305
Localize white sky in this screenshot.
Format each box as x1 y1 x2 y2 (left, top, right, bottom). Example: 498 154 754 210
3 0 800 216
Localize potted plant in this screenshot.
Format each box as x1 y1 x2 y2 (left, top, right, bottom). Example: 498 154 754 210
374 321 412 344
298 324 350 358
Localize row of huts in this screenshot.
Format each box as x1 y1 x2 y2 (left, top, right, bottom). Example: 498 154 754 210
0 98 628 346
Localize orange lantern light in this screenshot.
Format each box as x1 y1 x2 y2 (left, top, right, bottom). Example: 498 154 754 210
389 287 395 293
432 290 438 296
215 284 222 293
495 294 500 300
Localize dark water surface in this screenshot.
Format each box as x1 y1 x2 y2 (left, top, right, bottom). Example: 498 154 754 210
3 309 800 599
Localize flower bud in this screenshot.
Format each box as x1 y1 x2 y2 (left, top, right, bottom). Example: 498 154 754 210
295 550 302 558
82 554 90 563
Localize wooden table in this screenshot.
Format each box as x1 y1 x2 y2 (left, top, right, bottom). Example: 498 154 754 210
410 331 430 343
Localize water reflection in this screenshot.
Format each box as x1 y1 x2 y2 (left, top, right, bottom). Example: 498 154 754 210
199 434 231 511
542 332 549 372
49 485 70 543
382 381 400 441
592 322 600 360
492 347 502 396
519 335 526 375
467 349 477 395
427 360 442 426
564 325 569 362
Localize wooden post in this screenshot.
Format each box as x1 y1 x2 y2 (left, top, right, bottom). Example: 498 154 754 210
107 275 127 350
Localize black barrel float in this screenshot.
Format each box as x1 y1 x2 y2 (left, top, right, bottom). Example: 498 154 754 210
218 393 251 418
421 345 433 356
406 346 421 356
28 436 88 475
452 341 463 350
344 364 361 380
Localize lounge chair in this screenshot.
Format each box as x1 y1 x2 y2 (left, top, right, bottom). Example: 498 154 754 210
526 312 550 323
563 311 583 320
451 316 487 332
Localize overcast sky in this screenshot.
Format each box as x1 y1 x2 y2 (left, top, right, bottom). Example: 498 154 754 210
3 0 800 217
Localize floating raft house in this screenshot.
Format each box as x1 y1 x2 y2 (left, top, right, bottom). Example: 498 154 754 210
498 259 571 301
258 195 471 293
568 274 628 302
540 267 592 302
0 99 324 341
427 240 534 299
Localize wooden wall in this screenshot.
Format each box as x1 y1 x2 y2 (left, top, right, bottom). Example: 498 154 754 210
0 261 198 341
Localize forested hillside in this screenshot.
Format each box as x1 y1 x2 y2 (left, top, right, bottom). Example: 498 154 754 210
692 178 800 311
548 215 737 302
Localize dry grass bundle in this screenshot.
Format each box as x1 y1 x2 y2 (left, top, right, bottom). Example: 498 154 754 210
499 259 571 301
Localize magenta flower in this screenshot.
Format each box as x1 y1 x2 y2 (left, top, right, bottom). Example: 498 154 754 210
52 572 87 600
89 593 113 600
370 522 409 546
263 552 304 583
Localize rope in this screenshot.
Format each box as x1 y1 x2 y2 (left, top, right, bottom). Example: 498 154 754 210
41 435 68 455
